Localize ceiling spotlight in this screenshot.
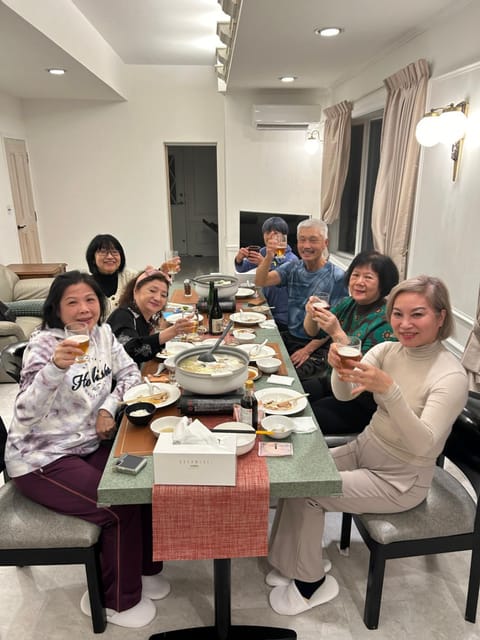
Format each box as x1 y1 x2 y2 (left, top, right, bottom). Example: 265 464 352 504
314 27 343 37
279 76 297 83
46 68 66 75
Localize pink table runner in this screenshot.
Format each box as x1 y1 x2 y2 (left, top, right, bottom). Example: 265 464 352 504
152 441 269 561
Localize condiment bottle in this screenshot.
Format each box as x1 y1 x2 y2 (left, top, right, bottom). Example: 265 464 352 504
208 286 223 335
240 379 258 429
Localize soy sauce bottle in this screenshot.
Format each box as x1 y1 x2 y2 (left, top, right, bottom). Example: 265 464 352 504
208 286 223 335
240 379 258 429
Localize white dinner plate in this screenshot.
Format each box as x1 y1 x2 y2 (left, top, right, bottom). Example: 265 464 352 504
155 342 195 359
123 383 181 409
230 311 267 325
200 337 227 347
236 343 275 362
165 303 194 314
255 387 308 416
166 312 204 325
235 287 255 298
213 421 256 456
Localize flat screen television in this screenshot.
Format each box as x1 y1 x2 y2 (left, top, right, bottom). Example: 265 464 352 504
239 211 310 253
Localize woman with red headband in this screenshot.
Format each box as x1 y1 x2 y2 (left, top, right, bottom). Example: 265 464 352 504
107 268 194 364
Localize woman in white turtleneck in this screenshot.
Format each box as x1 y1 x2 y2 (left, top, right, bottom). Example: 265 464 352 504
266 275 468 616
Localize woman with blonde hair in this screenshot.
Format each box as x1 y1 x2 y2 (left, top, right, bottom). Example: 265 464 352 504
266 275 468 615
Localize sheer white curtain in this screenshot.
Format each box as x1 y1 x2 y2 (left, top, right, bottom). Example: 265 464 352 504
371 59 430 278
321 100 353 224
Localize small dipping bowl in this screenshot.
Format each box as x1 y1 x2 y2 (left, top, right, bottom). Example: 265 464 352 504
150 416 182 438
257 357 281 374
164 356 176 372
126 402 156 427
232 329 256 344
262 414 295 439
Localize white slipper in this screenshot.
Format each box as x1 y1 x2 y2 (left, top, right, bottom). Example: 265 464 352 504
269 575 339 615
142 574 171 600
265 559 332 587
80 591 156 629
80 591 115 618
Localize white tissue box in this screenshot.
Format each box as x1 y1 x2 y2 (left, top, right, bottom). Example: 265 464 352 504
153 433 237 486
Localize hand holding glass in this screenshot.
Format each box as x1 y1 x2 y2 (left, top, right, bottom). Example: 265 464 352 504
64 322 90 363
312 291 330 311
275 233 287 258
336 336 362 369
165 250 180 281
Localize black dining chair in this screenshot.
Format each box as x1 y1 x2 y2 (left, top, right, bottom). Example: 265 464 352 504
338 396 480 629
0 416 106 633
1 340 28 383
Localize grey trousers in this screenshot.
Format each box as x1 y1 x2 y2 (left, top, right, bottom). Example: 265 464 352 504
268 429 435 581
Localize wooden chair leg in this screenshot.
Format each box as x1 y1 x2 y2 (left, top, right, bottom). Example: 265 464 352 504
466 545 480 623
363 548 386 630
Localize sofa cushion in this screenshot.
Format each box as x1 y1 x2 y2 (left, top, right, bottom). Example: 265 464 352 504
17 316 41 337
7 299 44 317
0 265 18 302
14 277 53 301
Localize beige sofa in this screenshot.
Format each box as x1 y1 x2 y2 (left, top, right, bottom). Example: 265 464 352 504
0 265 53 382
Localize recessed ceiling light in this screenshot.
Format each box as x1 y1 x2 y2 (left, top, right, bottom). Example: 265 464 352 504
314 27 343 37
279 76 297 83
46 68 66 75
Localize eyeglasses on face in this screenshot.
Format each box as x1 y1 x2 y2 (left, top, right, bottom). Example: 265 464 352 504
97 249 120 257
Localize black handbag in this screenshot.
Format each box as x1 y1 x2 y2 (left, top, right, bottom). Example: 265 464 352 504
0 301 16 322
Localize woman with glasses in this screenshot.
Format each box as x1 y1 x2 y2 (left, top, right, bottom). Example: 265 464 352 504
86 234 138 315
86 234 180 315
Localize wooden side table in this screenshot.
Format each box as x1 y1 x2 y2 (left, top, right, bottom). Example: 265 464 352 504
7 263 67 279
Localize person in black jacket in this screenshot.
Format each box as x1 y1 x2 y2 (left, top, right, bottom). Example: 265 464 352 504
108 268 193 364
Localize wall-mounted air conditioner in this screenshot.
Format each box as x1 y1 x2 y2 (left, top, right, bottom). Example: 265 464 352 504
252 104 321 130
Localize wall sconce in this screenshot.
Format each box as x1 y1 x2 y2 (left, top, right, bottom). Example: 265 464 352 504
305 129 321 154
415 101 469 181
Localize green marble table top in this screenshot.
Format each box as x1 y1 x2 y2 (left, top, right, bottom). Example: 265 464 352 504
97 321 342 505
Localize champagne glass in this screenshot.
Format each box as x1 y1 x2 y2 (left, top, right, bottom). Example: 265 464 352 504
64 321 90 363
165 250 180 282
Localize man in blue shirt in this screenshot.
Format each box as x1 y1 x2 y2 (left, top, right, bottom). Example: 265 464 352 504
255 219 347 379
234 216 299 331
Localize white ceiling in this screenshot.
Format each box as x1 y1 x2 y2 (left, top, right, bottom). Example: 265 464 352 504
0 0 471 100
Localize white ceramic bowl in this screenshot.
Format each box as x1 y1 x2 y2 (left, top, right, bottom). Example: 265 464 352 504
164 356 176 372
232 329 256 343
257 357 281 374
150 416 182 438
261 415 295 439
213 421 256 455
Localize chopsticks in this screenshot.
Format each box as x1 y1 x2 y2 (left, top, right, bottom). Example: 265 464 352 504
213 429 273 435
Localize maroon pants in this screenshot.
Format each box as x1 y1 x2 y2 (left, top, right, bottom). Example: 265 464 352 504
13 444 162 612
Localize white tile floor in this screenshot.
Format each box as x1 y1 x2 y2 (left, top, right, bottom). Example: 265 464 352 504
0 257 479 638
1 378 478 639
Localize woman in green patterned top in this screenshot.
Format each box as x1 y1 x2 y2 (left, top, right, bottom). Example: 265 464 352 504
303 250 399 435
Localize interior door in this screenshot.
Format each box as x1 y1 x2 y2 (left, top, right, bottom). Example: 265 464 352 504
4 137 42 262
167 146 218 257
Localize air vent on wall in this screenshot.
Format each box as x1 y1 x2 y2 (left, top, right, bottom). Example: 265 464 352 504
252 104 321 130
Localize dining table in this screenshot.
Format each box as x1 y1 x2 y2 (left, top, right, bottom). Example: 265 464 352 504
97 287 342 639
